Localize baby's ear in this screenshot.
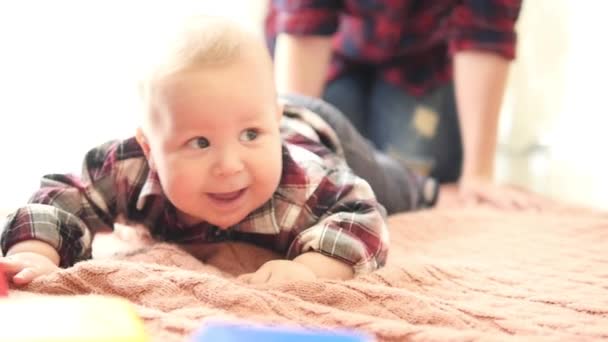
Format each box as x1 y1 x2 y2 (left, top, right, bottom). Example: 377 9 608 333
135 128 156 170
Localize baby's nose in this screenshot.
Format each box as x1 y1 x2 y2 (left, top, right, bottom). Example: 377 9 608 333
212 153 245 177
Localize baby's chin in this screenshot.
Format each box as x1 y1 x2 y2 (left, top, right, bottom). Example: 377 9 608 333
176 209 246 229
203 212 250 230
212 219 241 230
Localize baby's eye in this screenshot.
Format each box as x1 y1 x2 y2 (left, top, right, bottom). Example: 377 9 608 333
240 128 259 142
187 137 210 149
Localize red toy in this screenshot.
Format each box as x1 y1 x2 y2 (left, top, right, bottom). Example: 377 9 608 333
0 264 8 296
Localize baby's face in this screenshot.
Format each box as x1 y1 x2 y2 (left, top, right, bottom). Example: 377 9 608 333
144 56 283 229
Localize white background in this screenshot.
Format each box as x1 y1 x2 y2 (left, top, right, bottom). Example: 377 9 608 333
0 0 606 210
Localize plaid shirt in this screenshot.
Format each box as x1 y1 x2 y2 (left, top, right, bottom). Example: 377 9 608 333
266 0 522 96
1 105 389 274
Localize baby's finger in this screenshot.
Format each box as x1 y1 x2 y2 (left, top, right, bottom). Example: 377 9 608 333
0 258 27 276
248 270 271 284
237 273 253 283
12 268 37 286
266 272 288 284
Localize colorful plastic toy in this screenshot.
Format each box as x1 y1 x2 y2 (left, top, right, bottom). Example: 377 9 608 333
0 295 149 342
0 264 7 297
191 321 373 341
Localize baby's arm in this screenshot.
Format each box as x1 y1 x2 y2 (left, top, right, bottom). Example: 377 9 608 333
0 141 127 284
285 171 389 276
240 168 388 284
0 240 60 285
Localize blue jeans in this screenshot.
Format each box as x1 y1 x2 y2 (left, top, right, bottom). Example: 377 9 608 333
323 73 463 183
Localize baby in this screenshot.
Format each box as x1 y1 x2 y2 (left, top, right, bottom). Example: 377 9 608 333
0 16 437 285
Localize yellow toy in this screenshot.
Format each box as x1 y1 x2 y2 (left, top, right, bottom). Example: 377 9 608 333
0 294 149 342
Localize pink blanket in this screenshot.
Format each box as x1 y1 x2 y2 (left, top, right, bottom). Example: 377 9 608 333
10 188 608 341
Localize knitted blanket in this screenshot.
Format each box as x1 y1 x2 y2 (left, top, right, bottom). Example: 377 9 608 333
9 187 608 341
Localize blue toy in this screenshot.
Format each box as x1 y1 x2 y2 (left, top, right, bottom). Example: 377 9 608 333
191 321 373 341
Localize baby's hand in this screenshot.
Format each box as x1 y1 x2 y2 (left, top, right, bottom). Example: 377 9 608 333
0 252 60 285
237 260 317 284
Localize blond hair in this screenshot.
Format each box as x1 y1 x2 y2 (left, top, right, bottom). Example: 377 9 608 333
137 15 260 131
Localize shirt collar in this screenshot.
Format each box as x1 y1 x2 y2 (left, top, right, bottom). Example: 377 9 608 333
136 168 164 211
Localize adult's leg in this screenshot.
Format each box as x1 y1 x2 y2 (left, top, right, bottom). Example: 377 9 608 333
369 80 463 183
279 93 438 214
322 72 371 138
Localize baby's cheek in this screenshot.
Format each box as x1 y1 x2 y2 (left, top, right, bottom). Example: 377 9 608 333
161 163 203 203
257 151 282 195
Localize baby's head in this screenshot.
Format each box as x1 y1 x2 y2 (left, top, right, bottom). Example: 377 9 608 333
136 16 283 229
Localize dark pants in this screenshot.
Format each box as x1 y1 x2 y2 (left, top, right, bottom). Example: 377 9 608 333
280 93 437 215
323 71 463 183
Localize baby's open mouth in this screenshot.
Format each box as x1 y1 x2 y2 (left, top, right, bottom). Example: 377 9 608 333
207 188 247 201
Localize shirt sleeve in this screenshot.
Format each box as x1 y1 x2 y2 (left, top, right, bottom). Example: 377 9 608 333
1 141 122 267
269 0 344 36
285 167 389 275
449 0 523 59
